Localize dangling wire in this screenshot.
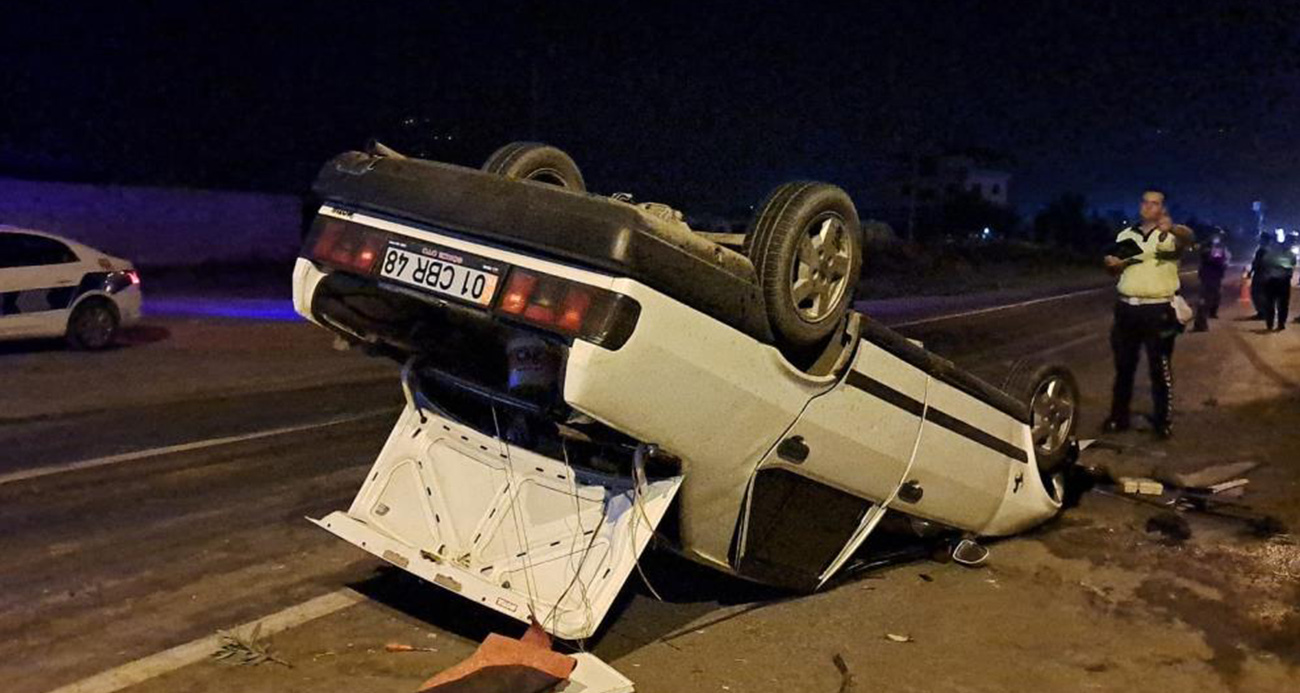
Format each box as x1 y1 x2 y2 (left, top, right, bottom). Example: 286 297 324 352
630 444 665 602
491 404 542 623
558 438 598 646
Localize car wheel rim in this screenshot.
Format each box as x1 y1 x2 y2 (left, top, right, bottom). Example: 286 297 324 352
790 213 852 322
79 308 113 347
1030 376 1075 456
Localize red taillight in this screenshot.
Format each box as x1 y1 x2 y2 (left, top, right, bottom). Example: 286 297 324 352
499 270 539 315
493 267 640 349
127 270 140 285
557 286 592 332
311 220 344 258
307 218 384 274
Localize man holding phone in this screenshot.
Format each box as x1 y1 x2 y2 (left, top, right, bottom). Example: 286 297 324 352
1102 189 1193 439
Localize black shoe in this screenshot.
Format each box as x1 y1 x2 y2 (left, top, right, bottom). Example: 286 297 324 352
1102 418 1130 434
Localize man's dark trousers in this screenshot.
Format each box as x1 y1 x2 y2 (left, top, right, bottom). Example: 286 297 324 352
1193 269 1225 330
1201 270 1224 318
1110 302 1177 427
1261 277 1292 329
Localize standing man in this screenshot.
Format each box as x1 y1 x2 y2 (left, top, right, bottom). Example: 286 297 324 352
1246 232 1270 320
1102 189 1193 439
1247 229 1297 331
1192 231 1231 331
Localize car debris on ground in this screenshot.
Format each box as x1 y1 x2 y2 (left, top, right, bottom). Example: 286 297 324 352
1085 456 1288 539
1117 477 1164 495
415 621 633 693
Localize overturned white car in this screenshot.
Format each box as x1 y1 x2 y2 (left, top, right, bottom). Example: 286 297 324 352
293 142 1080 639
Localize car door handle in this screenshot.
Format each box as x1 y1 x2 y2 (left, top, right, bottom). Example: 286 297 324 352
777 435 809 464
897 480 924 504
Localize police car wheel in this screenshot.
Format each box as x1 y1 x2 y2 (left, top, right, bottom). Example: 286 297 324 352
67 299 119 351
482 142 586 192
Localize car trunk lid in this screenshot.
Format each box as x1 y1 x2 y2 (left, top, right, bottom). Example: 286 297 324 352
310 405 681 640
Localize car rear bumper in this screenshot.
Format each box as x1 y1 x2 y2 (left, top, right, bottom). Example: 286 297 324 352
313 153 772 342
114 286 143 325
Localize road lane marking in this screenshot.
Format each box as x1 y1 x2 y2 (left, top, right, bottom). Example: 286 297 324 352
45 589 364 693
888 285 1112 328
0 408 395 487
888 270 1198 328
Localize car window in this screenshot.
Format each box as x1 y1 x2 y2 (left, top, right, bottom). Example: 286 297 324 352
0 233 79 268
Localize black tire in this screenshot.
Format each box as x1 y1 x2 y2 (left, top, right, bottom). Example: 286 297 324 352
1002 361 1080 473
482 142 585 191
746 182 863 350
67 299 119 350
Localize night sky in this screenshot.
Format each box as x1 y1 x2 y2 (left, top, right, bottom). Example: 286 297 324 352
3 1 1300 228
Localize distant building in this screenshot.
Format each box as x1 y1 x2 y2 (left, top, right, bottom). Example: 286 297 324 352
888 152 1010 210
869 148 1013 239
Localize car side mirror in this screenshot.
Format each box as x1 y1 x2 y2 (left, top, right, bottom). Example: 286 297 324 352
951 539 989 567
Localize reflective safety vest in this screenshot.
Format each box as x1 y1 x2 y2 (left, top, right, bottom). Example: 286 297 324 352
1115 225 1180 300
1259 245 1297 281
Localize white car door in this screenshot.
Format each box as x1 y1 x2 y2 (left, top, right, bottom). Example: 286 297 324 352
899 378 1024 532
735 332 924 589
0 233 87 339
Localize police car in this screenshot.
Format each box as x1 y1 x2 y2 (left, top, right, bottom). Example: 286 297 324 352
293 143 1081 639
0 227 141 349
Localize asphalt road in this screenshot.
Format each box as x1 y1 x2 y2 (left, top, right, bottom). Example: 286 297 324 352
7 275 1297 693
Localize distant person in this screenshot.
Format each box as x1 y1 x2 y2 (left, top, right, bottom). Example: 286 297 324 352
1246 232 1270 320
1246 229 1297 331
1192 231 1231 331
1102 189 1193 439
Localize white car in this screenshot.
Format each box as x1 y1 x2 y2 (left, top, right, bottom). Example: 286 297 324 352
293 143 1080 640
0 227 141 348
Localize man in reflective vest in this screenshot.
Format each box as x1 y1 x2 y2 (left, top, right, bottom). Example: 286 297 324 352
1102 189 1193 439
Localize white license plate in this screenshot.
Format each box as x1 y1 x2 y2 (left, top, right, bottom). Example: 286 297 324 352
378 242 503 307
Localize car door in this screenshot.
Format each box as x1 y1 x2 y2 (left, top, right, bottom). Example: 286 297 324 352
735 335 925 589
897 378 1024 532
0 233 85 339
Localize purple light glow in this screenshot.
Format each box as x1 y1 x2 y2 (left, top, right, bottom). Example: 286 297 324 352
143 297 302 322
